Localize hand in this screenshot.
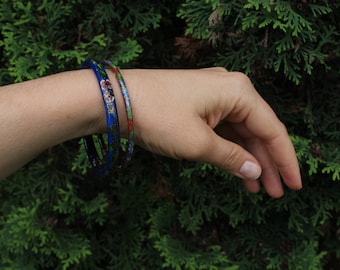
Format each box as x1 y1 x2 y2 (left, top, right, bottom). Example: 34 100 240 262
122 68 302 198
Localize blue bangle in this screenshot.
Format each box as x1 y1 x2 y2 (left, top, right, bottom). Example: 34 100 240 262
81 59 121 175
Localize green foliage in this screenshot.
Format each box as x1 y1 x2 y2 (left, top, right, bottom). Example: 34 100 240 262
0 0 160 84
179 0 339 84
1 0 340 269
0 200 92 269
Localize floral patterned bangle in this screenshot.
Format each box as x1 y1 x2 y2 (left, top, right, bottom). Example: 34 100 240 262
103 60 135 164
82 59 121 175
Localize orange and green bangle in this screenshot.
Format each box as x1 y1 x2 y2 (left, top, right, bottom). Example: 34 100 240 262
103 60 135 163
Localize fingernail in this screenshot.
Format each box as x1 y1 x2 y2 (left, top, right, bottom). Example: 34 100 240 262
239 161 262 180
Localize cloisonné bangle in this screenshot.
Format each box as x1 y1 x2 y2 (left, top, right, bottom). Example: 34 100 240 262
103 60 135 163
82 59 121 175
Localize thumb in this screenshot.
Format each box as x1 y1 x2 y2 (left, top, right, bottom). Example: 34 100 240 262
198 125 262 180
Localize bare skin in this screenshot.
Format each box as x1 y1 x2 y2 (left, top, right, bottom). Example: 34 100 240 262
0 67 302 198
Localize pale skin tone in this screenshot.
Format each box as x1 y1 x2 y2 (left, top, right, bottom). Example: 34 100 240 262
0 67 302 198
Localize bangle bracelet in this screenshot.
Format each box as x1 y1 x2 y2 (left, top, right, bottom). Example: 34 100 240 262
103 60 135 163
82 59 121 175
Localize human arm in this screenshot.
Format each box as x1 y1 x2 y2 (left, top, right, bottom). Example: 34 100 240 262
0 67 302 197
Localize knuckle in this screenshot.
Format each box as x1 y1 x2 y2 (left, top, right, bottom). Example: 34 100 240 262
230 72 253 90
214 66 228 72
275 121 289 139
279 121 288 134
216 71 254 95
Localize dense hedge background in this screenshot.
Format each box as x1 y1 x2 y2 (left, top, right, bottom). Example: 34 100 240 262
0 0 339 269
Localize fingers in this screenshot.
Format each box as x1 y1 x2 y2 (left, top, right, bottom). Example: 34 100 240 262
214 121 300 197
221 75 302 192
213 100 301 197
243 179 261 193
263 130 302 190
215 122 282 197
225 123 287 197
193 121 262 181
245 137 284 198
215 123 261 194
242 100 302 191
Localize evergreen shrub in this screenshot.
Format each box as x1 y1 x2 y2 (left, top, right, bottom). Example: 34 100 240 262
0 0 339 269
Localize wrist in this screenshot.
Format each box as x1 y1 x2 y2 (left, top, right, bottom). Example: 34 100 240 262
82 61 135 174
83 69 128 139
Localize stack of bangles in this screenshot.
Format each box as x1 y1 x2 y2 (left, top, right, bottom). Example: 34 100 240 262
81 59 134 176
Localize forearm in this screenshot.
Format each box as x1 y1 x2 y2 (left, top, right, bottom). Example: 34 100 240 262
0 69 127 179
